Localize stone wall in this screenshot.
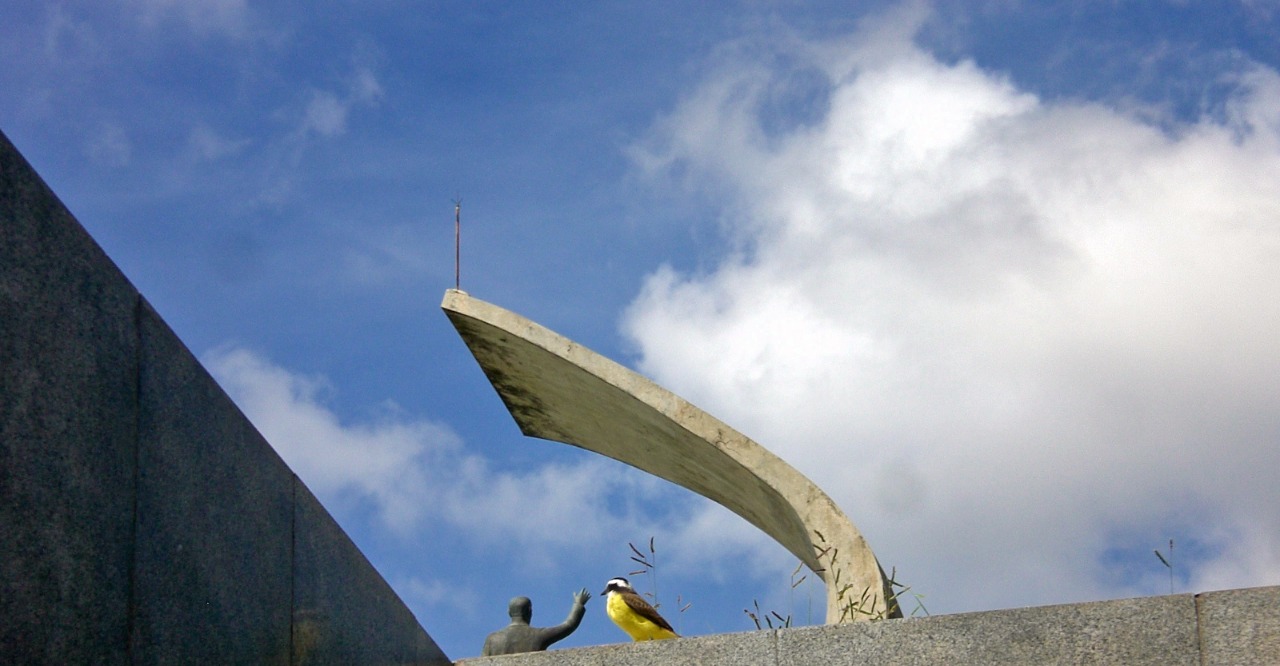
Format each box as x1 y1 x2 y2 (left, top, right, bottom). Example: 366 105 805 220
459 585 1279 665
0 129 449 665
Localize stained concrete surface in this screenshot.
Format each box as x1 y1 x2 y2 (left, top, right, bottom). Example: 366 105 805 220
443 289 892 624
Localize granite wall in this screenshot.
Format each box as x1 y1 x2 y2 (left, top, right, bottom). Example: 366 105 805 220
0 129 449 665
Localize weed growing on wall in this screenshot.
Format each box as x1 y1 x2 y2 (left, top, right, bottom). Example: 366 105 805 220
749 530 929 630
813 529 928 621
626 538 692 632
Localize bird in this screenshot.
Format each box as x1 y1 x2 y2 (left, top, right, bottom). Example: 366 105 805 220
601 577 679 641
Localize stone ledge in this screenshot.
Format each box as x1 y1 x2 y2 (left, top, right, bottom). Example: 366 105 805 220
456 586 1279 666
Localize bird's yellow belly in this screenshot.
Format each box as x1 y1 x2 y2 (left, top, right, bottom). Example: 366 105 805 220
606 593 677 641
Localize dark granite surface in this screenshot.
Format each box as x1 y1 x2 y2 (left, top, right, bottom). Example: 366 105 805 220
132 303 294 664
1 128 138 665
1 128 450 664
293 480 450 665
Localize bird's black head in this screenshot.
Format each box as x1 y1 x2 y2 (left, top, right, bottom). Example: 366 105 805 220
601 577 632 595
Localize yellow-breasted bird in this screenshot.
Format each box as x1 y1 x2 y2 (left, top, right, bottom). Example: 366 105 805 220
601 577 679 641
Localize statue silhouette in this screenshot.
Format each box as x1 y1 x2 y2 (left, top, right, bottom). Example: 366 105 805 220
481 589 591 656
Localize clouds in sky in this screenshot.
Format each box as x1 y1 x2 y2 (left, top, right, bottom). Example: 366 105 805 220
298 67 384 139
14 0 1280 655
130 0 251 39
203 343 788 636
623 6 1280 610
203 346 702 568
87 122 132 167
186 123 250 162
195 3 1280 624
206 347 449 533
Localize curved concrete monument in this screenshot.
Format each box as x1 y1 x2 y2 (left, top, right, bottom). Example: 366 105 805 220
442 289 897 624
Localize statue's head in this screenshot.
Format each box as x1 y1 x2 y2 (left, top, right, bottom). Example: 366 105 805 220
507 596 532 623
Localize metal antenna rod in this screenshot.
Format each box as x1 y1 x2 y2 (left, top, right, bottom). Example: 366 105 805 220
453 198 461 290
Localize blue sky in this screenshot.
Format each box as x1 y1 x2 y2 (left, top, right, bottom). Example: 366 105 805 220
4 0 1280 658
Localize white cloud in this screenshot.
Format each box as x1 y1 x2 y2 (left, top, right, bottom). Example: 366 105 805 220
203 347 690 563
205 346 451 533
131 0 250 38
87 123 132 167
187 123 250 161
352 67 385 105
255 66 386 205
41 5 100 60
398 575 482 620
302 91 350 138
624 8 1280 613
298 67 385 139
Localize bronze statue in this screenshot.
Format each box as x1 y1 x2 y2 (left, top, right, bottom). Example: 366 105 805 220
480 589 591 656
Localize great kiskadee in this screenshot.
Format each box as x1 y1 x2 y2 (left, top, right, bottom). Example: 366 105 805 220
601 577 679 641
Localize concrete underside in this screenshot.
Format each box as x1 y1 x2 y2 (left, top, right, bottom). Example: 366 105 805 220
456 585 1280 665
442 289 891 623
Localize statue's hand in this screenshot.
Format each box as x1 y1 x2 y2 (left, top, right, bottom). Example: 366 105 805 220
573 588 591 606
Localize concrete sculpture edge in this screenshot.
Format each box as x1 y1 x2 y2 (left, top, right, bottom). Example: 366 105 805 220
441 289 896 624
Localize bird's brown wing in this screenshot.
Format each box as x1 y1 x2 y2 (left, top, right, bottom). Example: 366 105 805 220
622 590 676 633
